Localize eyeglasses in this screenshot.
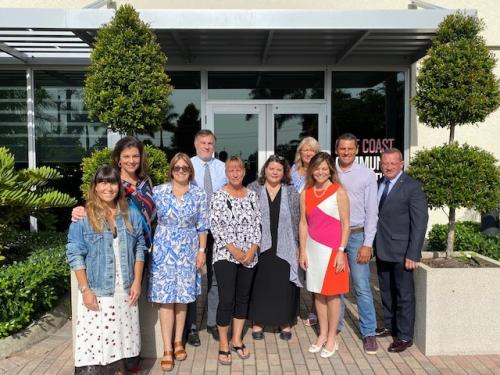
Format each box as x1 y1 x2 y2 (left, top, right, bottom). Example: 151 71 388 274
172 166 190 173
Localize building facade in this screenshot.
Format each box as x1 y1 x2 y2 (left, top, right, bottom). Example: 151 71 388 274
0 1 498 228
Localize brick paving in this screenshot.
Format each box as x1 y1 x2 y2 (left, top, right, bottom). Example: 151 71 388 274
2 265 500 374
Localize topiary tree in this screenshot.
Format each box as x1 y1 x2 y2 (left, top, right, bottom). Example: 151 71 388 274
80 144 169 199
411 13 500 258
408 144 500 257
84 4 173 135
414 13 500 143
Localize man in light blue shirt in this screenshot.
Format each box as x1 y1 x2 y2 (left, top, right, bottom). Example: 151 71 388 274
335 133 379 355
186 129 227 345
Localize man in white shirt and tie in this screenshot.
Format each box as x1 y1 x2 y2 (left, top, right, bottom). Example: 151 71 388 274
185 129 227 345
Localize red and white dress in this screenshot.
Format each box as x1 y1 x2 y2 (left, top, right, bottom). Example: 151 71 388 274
304 183 349 296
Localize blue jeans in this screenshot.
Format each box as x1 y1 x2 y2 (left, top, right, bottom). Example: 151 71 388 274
337 232 376 337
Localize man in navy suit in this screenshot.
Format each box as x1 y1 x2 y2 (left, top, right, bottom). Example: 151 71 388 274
375 148 428 353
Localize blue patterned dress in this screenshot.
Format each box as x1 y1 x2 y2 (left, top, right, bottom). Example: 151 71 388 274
148 183 209 304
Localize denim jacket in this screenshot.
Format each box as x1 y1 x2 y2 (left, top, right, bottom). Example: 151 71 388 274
66 207 146 297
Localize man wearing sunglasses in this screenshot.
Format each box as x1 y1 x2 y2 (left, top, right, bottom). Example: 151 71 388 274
186 129 227 345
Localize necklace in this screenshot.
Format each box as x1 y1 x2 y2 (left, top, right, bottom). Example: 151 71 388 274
313 183 330 198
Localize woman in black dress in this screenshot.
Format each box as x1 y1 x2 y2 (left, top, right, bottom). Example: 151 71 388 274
248 155 302 341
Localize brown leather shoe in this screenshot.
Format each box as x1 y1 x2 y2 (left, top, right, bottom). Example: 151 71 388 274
388 339 413 353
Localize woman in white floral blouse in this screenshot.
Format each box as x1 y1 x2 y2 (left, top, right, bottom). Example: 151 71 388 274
210 156 261 366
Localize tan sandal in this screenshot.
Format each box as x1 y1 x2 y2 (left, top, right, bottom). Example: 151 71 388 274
160 350 174 372
174 341 187 361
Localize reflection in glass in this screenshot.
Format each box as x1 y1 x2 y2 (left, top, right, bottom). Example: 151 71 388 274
34 71 107 229
0 71 27 167
208 71 324 100
34 71 106 164
138 71 201 158
214 113 258 185
274 114 318 166
331 71 405 175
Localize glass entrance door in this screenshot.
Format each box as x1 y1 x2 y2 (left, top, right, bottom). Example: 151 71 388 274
206 104 266 184
206 103 325 183
270 104 325 167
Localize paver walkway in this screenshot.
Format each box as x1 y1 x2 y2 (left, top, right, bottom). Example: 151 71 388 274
2 264 500 374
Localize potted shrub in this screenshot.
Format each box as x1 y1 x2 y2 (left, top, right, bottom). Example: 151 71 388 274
408 13 500 355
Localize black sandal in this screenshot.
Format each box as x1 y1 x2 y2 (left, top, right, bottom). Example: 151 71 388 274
231 344 250 359
252 330 264 340
218 350 232 365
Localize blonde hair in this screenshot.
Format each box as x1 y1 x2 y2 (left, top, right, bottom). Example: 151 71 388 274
86 167 131 233
168 152 195 182
225 155 245 171
294 136 320 173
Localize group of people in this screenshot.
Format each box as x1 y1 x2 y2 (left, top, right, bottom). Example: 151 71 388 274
66 130 429 374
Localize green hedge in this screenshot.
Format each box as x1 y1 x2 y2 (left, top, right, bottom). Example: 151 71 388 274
0 232 69 337
427 221 500 261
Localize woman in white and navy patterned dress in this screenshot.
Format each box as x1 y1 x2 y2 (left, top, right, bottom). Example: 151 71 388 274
148 153 208 372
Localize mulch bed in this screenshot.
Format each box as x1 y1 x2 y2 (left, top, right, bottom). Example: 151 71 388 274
422 256 499 268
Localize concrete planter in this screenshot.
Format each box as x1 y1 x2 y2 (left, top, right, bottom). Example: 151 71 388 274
414 252 500 355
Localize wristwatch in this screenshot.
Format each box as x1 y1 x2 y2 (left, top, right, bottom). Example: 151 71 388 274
338 246 345 252
198 248 206 253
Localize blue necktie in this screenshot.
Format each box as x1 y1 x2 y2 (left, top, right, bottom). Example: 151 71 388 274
378 179 391 211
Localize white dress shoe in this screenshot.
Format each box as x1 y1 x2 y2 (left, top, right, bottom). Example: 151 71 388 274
308 342 325 353
320 341 339 358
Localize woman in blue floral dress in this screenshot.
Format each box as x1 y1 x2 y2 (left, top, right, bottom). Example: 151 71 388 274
148 153 209 372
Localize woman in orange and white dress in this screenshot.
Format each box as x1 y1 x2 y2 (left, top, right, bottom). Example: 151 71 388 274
299 152 350 358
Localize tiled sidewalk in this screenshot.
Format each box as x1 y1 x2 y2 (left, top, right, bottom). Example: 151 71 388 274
2 269 500 374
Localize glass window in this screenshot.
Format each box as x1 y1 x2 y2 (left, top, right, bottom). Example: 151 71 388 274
0 70 27 167
331 71 405 176
138 71 201 158
274 113 318 166
214 112 259 185
208 71 324 100
34 70 107 229
34 71 106 165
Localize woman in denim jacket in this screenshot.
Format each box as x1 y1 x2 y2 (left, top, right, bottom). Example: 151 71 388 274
67 166 146 375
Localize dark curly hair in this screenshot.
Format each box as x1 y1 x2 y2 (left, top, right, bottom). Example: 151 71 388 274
111 136 148 179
